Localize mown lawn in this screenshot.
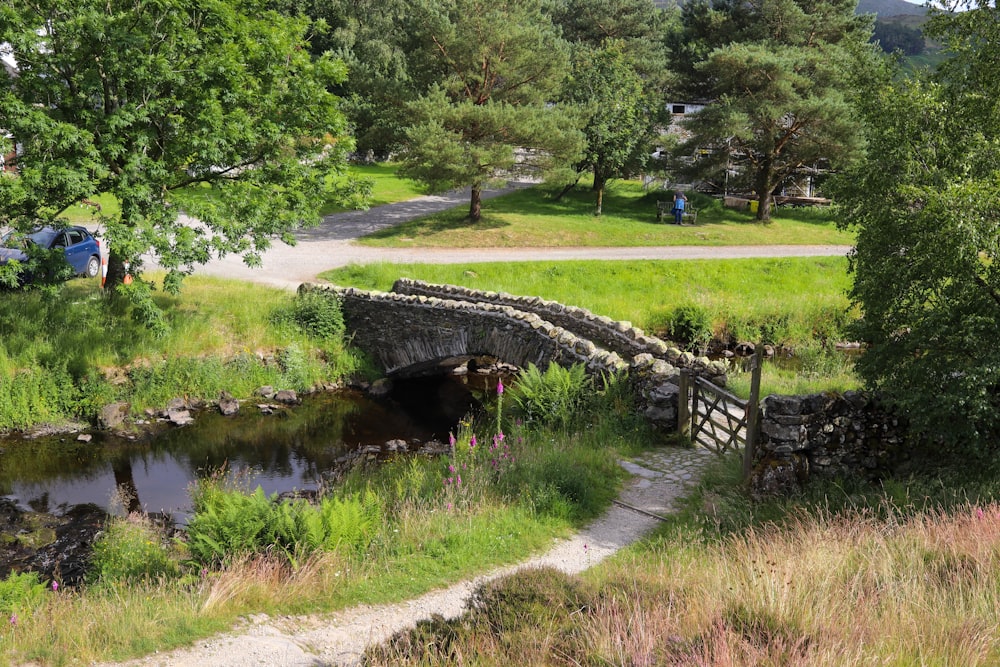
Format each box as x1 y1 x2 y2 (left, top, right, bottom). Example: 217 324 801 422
357 181 855 248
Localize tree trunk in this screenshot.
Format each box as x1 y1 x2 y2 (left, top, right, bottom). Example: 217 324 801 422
470 184 482 222
104 250 129 293
552 173 582 202
593 171 606 217
754 162 776 222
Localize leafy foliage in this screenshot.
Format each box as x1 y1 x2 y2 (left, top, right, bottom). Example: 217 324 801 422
665 303 713 352
0 572 47 617
0 0 354 320
509 362 591 428
562 41 666 215
832 3 1000 450
280 291 346 341
185 481 382 565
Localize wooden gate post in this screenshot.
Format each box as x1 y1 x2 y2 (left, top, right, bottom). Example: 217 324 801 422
677 370 691 439
742 347 764 480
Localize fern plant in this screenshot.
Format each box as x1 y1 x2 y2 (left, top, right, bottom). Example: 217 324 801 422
509 362 591 429
185 480 382 565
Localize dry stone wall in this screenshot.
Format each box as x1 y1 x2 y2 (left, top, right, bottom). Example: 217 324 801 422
752 390 909 497
392 278 727 384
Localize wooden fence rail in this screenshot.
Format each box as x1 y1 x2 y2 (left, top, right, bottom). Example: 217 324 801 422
678 348 763 479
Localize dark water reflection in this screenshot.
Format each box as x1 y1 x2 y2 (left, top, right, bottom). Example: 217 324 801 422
0 376 481 523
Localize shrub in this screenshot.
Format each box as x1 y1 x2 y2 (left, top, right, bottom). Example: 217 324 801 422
284 291 345 341
89 515 179 583
665 303 712 352
509 363 590 429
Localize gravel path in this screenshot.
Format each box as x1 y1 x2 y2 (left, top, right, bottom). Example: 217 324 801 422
189 183 851 290
102 447 716 667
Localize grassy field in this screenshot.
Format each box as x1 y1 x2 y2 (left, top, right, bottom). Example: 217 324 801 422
357 182 855 248
322 256 860 397
320 163 426 214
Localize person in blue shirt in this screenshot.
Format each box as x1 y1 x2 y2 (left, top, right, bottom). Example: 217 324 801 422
673 191 687 224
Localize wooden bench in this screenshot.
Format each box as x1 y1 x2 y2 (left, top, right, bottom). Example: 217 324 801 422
656 201 698 224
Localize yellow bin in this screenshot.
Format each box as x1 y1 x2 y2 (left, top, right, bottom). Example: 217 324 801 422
749 200 759 213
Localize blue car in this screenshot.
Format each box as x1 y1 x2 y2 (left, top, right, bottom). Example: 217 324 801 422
0 226 103 281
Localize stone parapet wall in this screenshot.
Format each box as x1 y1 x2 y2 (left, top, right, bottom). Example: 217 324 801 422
752 390 908 497
302 284 630 378
392 278 727 385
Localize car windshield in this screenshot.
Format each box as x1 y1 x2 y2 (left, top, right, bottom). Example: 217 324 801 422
28 229 58 246
0 228 58 248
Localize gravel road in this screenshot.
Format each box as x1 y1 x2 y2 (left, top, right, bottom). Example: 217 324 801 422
190 184 851 290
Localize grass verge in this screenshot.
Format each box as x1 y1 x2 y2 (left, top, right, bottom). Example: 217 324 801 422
357 181 854 248
321 257 860 397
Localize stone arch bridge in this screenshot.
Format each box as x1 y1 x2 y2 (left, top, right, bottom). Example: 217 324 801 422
301 280 727 432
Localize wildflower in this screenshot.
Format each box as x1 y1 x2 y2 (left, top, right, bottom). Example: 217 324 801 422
447 503 453 510
9 613 16 628
456 476 462 486
497 379 504 395
449 432 456 448
446 477 454 485
448 464 456 473
977 507 985 520
470 435 477 449
51 580 58 592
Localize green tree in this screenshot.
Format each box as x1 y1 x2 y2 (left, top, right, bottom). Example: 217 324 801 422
670 0 873 221
398 0 584 221
269 0 421 157
0 1 352 327
564 42 664 215
548 0 672 84
833 2 1000 450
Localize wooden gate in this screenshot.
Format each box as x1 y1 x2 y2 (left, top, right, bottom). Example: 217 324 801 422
678 348 763 479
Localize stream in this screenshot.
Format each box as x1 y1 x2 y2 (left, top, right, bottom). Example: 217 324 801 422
0 372 494 583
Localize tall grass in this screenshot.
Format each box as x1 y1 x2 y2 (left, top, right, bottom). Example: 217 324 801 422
367 454 1000 666
0 276 360 429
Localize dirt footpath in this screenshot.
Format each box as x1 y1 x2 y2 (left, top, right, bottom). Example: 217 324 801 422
102 447 715 667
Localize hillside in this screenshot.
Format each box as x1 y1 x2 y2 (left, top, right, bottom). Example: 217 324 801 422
857 0 928 17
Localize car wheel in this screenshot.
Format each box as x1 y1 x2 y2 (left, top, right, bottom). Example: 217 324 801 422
85 255 101 278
